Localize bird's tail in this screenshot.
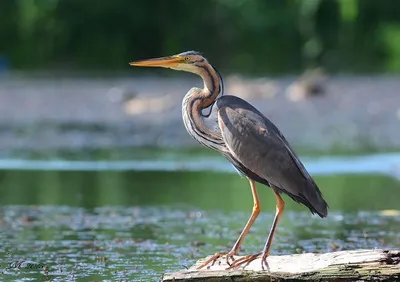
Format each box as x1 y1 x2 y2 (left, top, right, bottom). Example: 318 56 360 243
307 180 328 218
273 180 328 218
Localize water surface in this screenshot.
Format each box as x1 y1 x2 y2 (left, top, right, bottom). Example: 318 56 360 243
0 167 399 281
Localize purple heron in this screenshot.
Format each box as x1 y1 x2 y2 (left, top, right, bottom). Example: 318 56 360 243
129 51 328 269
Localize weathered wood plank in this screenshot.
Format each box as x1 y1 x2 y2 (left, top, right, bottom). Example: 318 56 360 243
162 249 400 281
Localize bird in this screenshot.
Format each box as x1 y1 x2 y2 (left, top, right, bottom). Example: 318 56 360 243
129 51 328 270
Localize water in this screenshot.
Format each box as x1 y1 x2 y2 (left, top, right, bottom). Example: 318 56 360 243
1 205 399 281
0 153 399 281
0 152 399 177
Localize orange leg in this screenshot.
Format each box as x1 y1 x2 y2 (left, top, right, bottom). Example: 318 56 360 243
197 179 261 269
230 190 285 269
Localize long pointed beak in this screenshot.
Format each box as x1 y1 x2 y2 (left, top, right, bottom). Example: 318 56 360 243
129 56 183 68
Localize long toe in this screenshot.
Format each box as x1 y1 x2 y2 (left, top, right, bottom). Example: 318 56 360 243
261 252 270 271
197 251 235 269
228 252 262 269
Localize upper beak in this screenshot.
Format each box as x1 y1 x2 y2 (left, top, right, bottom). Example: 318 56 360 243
129 56 183 68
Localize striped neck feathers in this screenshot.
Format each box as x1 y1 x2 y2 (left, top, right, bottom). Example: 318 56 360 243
192 62 224 109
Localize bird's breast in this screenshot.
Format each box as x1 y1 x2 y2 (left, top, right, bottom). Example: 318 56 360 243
181 97 226 152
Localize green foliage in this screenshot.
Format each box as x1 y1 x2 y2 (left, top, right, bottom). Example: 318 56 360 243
0 0 400 74
381 24 400 71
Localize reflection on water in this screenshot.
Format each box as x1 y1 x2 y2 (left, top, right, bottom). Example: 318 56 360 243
0 170 399 212
0 205 399 281
0 153 399 280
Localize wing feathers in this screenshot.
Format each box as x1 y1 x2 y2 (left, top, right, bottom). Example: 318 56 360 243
217 104 328 217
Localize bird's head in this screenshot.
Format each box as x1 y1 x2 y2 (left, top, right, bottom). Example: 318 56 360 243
129 51 207 74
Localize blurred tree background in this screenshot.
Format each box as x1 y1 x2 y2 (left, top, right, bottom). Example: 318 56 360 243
0 3 400 280
1 0 400 74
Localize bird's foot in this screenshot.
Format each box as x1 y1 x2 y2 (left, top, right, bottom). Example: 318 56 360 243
196 251 236 269
228 252 261 269
229 251 269 270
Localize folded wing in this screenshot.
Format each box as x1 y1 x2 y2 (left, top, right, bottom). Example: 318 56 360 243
216 96 328 217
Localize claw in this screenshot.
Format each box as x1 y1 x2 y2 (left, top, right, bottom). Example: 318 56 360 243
228 252 261 269
260 252 270 271
196 252 236 269
228 251 269 270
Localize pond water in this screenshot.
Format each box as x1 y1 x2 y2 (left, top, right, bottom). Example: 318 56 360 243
0 152 399 281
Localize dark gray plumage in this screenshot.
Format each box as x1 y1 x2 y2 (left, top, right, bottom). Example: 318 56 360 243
129 51 328 269
216 95 327 217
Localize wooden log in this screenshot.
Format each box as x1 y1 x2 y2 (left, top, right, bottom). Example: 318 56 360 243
162 249 400 281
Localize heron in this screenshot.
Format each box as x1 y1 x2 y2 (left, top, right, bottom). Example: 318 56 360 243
129 51 328 269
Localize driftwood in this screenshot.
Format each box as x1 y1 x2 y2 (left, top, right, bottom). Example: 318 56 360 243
162 249 400 281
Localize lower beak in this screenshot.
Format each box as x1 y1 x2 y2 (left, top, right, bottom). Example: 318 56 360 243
129 56 182 68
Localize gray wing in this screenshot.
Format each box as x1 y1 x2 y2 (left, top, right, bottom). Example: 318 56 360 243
216 95 328 217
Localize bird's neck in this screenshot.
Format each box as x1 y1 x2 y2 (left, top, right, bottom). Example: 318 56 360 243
181 63 225 151
195 62 221 109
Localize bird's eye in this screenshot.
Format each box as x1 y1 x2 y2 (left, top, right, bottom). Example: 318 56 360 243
185 57 190 61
